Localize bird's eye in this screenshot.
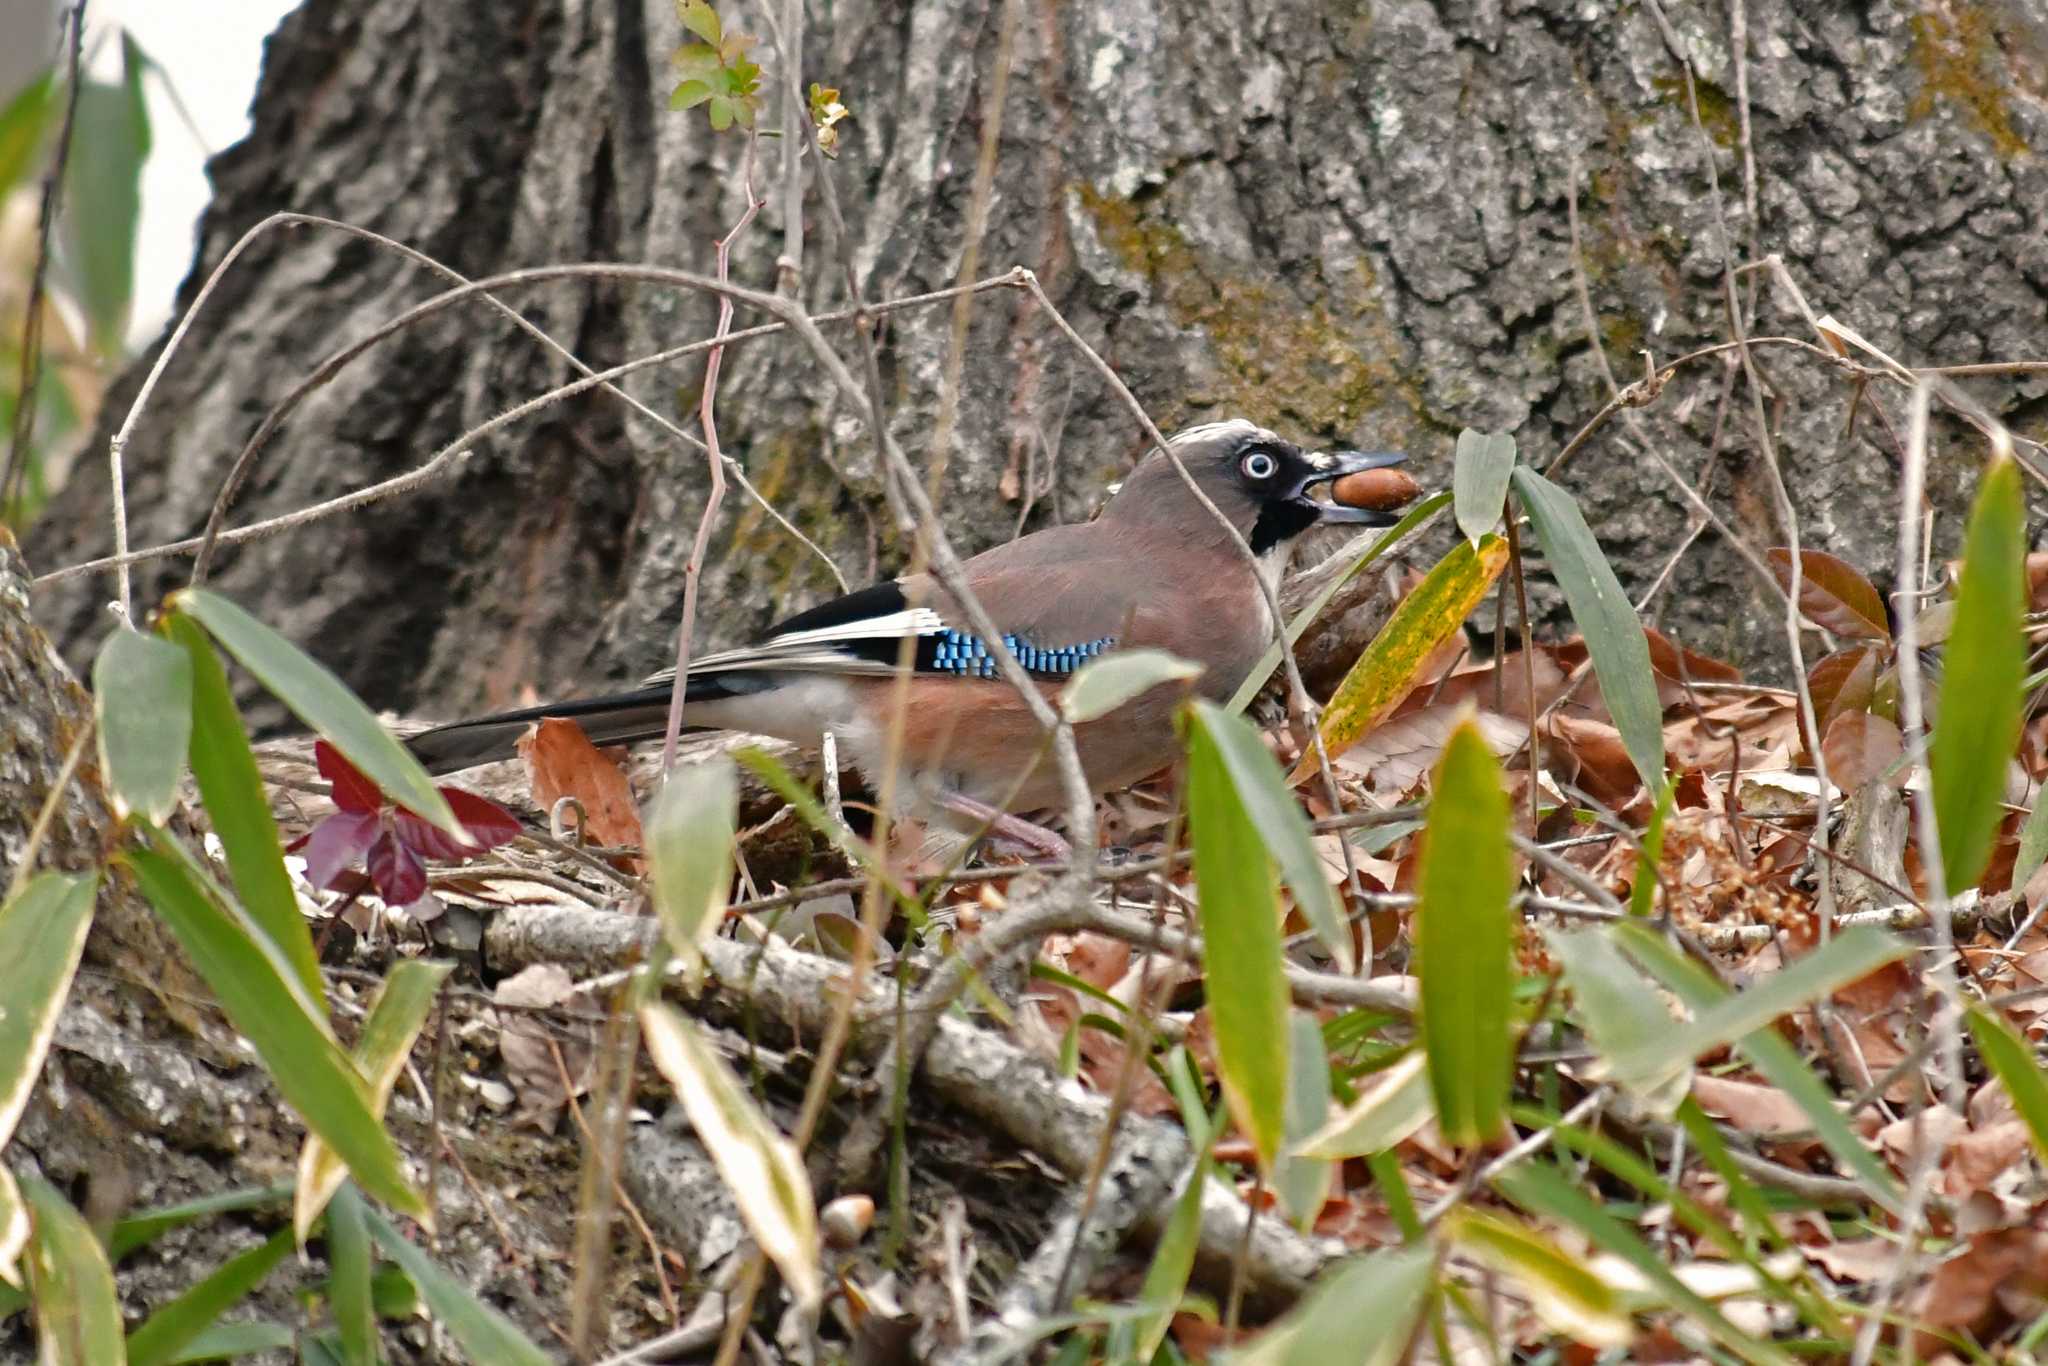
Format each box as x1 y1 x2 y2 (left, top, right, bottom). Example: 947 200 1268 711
1241 451 1277 481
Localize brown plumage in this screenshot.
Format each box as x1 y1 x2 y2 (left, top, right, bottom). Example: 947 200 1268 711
407 419 1411 843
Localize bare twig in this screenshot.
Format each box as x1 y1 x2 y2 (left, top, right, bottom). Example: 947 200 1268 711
663 143 766 775
1853 380 1969 1366
1644 0 1837 939
182 215 844 593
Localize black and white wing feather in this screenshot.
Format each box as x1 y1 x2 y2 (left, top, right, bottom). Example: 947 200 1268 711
643 580 1117 686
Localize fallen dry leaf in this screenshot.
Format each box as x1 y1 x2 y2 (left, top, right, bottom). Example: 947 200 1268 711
1545 713 1639 805
518 716 646 862
1821 711 1905 790
1909 1228 2048 1353
1805 1236 1900 1284
493 962 598 1131
1947 1120 2034 1198
1335 704 1524 798
1690 1074 1812 1137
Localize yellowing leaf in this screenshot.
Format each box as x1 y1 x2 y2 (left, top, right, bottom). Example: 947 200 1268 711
641 1004 821 1307
1447 1209 1634 1348
1291 533 1508 784
1292 1050 1432 1159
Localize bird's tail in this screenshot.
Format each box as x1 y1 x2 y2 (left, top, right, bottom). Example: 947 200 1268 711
405 672 761 774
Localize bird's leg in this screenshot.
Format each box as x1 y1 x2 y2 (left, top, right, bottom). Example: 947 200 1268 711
938 790 1072 861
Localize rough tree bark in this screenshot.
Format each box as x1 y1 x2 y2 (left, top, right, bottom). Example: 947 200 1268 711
9 0 2048 1354
22 0 2048 720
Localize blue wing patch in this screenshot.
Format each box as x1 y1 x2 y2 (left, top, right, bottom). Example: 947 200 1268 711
921 629 1116 678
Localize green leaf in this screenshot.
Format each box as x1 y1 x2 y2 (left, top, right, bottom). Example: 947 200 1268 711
1187 700 1352 972
1227 1242 1436 1366
1060 649 1202 724
1631 777 1673 917
1227 491 1450 714
368 1263 419 1320
1112 1157 1212 1362
107 1184 294 1262
363 1207 552 1366
646 758 738 985
123 832 425 1222
324 1185 376 1366
61 35 152 354
1274 1012 1334 1229
0 873 96 1161
297 960 451 1241
170 590 463 842
640 1004 821 1308
1545 926 1689 1116
1673 1099 1794 1257
1511 467 1664 792
1495 1163 1790 1365
125 1228 293 1366
1539 1107 1842 1336
1417 717 1515 1146
1930 455 2027 893
669 78 715 110
1967 1006 2048 1167
21 1176 124 1366
2011 784 2048 896
707 96 734 131
162 615 325 1003
94 629 192 824
1183 708 1293 1168
1453 430 1517 546
1611 922 1903 1210
1605 923 1905 1098
1445 1209 1633 1349
157 1320 296 1362
1291 534 1508 783
1293 1050 1432 1159
677 0 722 45
0 69 55 204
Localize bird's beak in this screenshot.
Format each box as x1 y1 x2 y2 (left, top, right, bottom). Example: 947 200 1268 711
1293 450 1411 527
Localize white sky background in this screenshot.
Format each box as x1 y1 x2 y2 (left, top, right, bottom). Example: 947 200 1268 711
86 0 297 346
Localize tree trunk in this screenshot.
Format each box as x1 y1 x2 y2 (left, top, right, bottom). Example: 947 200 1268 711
23 0 2048 710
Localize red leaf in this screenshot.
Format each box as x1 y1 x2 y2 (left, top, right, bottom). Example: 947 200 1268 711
367 828 428 907
392 787 519 862
442 786 522 850
316 739 386 814
392 810 470 862
1768 548 1890 641
300 809 382 889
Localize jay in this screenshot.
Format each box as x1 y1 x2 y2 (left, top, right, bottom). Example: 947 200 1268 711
407 420 1407 847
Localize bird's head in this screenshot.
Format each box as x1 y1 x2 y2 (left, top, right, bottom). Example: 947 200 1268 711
1103 419 1410 562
